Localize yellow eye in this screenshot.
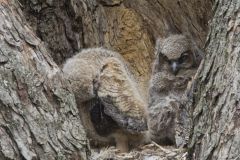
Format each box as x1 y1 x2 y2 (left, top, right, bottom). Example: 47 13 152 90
179 55 188 63
179 52 190 64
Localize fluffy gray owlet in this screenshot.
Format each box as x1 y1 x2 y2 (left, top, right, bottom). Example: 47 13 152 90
62 48 148 152
148 34 203 147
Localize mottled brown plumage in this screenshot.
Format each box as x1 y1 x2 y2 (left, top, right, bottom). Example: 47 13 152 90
63 48 148 152
149 34 203 147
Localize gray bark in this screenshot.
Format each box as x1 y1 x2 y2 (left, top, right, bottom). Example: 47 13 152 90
0 0 215 159
0 1 89 159
188 1 240 159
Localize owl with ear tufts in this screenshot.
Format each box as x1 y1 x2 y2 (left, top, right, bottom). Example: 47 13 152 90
148 34 203 147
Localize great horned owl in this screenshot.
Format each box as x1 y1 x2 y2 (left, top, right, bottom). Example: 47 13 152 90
148 34 203 147
62 48 148 152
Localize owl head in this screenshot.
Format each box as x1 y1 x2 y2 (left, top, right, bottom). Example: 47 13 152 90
155 34 203 75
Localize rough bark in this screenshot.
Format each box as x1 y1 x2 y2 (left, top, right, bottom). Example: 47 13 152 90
0 1 89 159
20 0 212 93
0 0 215 159
188 1 240 160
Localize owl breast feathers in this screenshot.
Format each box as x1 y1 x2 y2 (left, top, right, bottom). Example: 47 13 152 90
62 48 148 152
149 34 203 147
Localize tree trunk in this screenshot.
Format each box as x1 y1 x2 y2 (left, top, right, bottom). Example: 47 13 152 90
188 1 240 160
0 0 215 159
0 1 89 159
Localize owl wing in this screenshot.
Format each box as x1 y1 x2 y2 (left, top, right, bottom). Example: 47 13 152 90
95 58 148 134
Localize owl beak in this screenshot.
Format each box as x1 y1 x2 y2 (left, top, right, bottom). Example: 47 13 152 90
171 61 179 75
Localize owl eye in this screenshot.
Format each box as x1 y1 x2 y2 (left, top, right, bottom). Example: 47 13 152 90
179 52 190 64
159 54 170 64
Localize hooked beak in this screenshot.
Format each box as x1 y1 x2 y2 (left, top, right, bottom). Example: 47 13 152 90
171 61 179 75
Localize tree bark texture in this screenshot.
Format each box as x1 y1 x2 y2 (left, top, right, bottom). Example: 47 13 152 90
189 1 240 160
20 0 212 93
0 0 215 159
0 1 89 159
